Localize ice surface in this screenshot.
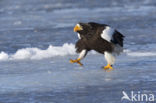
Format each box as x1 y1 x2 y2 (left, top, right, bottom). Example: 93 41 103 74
0 55 156 103
0 0 156 103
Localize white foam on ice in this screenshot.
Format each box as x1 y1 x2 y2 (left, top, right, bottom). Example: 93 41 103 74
124 43 156 57
0 43 156 61
126 51 156 57
0 52 9 60
0 43 76 61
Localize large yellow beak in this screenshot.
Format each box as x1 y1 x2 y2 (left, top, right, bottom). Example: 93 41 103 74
74 24 82 32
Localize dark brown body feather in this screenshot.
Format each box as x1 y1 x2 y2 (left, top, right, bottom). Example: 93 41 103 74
75 22 124 54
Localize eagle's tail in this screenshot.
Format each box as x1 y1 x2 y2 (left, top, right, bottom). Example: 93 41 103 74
113 44 123 56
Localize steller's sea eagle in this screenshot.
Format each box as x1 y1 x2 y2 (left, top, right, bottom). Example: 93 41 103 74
70 22 124 71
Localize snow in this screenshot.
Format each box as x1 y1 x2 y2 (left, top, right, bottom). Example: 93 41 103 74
0 43 76 61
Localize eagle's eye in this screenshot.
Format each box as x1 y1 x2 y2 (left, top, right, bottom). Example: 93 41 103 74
74 24 83 32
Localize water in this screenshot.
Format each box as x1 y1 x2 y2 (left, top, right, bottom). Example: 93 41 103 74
0 0 156 103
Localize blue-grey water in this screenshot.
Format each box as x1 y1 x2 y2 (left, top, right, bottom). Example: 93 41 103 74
0 0 156 103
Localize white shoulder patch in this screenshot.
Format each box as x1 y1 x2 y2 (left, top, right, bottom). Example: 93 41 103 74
101 26 114 42
77 33 81 39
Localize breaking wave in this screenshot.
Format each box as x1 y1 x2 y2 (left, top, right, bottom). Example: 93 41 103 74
0 43 156 61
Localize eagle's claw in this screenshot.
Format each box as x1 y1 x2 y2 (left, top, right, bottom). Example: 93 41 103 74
70 59 83 66
104 64 114 72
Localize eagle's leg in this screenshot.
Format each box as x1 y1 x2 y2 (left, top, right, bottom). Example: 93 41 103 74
70 50 87 66
104 51 115 71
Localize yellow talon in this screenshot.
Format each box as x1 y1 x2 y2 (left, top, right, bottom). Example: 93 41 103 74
104 64 114 71
69 58 83 66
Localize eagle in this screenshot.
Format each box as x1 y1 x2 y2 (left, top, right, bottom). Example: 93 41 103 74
70 22 124 71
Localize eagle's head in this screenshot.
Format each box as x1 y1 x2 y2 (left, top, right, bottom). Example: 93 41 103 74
73 23 92 33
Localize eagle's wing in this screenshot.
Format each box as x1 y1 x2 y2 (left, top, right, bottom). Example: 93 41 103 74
111 30 124 47
100 26 124 47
